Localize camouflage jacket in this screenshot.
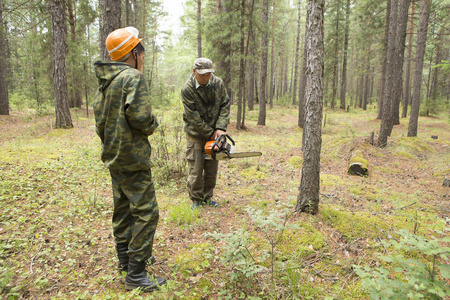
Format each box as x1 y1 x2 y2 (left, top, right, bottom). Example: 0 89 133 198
93 61 158 171
181 74 230 139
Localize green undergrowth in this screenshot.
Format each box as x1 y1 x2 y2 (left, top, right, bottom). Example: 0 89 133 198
1 105 448 299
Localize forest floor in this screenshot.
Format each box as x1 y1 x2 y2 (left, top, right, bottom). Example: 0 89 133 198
0 104 449 300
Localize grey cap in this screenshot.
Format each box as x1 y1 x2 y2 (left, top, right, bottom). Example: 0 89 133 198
193 58 215 74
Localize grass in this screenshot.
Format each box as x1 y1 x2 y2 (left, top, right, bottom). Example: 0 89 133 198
0 102 449 299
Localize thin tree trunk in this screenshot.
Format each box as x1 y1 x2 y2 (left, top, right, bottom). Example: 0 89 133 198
339 0 350 110
402 1 414 118
391 0 411 125
296 0 324 215
363 46 370 111
378 0 391 119
331 1 341 109
197 0 202 57
258 0 269 125
378 0 398 147
269 0 276 109
236 0 245 130
0 0 9 115
408 0 430 137
51 0 73 128
298 11 309 128
292 0 301 106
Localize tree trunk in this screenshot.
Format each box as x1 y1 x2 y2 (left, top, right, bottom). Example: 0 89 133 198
402 1 414 118
408 0 430 137
391 0 411 125
99 0 121 61
378 0 391 119
295 0 324 215
363 46 370 111
197 0 202 58
0 0 9 115
67 0 82 109
269 0 276 109
378 0 398 147
298 11 309 128
331 1 340 109
257 0 269 126
339 0 350 110
247 33 255 111
51 0 73 128
236 0 245 130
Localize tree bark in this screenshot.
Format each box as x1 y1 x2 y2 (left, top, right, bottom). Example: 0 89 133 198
296 0 324 215
197 0 202 58
51 0 73 128
269 0 276 109
236 0 245 130
402 1 414 118
408 0 430 137
391 0 411 125
339 0 350 110
298 10 309 128
0 0 9 115
378 0 398 147
257 0 269 126
378 0 391 119
99 0 121 61
292 1 301 106
330 0 341 109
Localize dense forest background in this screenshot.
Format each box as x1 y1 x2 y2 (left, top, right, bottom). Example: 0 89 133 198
0 0 449 127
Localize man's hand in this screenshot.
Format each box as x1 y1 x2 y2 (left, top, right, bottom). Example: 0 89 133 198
211 129 226 141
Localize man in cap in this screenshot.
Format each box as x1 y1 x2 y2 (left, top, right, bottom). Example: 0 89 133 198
93 26 166 291
181 58 231 209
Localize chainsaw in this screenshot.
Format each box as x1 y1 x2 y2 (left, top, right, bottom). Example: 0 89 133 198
204 134 262 160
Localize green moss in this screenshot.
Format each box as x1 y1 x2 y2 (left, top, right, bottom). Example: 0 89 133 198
433 168 450 177
236 188 257 197
321 174 346 187
321 206 390 239
287 156 303 168
394 137 435 157
278 221 326 259
46 129 72 137
393 150 415 159
240 165 267 180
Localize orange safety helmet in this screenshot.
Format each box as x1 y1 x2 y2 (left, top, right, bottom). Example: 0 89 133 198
106 27 142 61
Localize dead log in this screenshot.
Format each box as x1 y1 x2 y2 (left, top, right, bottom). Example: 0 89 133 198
443 177 450 187
348 150 369 176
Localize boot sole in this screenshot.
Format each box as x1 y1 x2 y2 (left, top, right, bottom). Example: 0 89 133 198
125 283 159 292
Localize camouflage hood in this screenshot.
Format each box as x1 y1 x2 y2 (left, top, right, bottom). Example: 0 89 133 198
95 61 131 92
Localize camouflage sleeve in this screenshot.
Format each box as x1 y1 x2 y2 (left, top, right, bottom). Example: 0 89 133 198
181 88 215 139
215 80 230 132
124 72 159 135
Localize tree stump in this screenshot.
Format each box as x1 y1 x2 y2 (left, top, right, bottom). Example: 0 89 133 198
348 150 369 176
443 177 450 187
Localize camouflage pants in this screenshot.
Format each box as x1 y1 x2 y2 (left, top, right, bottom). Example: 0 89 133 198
109 169 159 262
185 134 219 203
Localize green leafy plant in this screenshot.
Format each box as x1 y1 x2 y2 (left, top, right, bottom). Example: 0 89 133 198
354 228 450 299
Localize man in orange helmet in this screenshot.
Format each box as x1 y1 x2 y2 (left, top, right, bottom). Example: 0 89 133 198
93 27 166 292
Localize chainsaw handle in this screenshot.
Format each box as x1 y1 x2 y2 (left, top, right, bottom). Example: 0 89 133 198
206 134 235 160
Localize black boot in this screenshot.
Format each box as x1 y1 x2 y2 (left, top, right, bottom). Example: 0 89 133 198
125 258 167 291
116 243 156 276
116 243 129 276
